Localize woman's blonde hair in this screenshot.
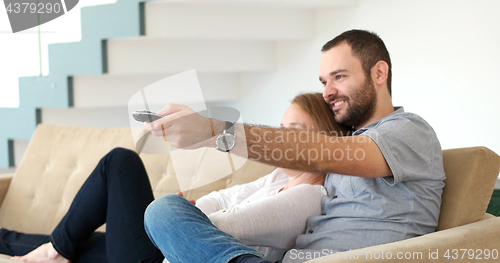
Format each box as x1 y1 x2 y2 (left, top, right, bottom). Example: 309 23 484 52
291 92 351 136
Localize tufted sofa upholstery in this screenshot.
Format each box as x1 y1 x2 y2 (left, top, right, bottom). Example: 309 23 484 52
0 124 275 235
0 124 499 262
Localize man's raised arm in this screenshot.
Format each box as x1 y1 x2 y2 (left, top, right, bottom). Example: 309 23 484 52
144 103 391 178
236 124 391 178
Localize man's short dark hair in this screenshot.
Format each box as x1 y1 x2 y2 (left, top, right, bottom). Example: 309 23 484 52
322 29 392 95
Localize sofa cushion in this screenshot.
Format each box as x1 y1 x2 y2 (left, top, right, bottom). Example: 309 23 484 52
139 136 276 201
136 131 276 200
0 124 137 234
438 146 500 230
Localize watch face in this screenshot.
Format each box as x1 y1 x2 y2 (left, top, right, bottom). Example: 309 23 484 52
216 134 236 152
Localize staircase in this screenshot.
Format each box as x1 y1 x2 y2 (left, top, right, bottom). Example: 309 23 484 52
0 0 357 168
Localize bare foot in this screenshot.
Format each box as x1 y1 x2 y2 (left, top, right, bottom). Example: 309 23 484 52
11 242 70 263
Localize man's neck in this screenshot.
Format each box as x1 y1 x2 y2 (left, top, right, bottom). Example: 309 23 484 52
355 98 395 130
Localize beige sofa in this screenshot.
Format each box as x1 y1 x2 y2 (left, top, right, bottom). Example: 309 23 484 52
0 124 499 262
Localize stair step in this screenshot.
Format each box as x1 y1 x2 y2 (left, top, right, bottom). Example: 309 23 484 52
146 0 357 9
144 1 315 40
41 107 131 128
0 167 16 175
13 140 29 167
106 38 276 74
72 72 241 108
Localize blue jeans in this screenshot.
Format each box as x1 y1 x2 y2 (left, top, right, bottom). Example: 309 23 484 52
144 194 266 263
0 148 164 263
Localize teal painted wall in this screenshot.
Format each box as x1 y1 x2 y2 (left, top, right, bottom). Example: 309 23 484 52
0 0 151 167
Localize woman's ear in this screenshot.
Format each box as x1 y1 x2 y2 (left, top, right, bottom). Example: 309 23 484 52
372 60 389 87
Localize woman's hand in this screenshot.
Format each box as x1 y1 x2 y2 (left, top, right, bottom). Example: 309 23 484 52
176 191 196 205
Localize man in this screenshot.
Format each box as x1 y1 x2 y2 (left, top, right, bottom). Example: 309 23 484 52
144 29 446 263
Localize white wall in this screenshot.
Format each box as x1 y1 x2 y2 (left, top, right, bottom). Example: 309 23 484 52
218 0 500 156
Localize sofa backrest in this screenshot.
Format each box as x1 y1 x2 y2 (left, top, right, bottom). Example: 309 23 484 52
437 146 500 231
0 124 275 234
3 124 499 235
0 125 137 234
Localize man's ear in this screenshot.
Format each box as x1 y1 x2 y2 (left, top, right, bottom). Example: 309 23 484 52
371 61 389 87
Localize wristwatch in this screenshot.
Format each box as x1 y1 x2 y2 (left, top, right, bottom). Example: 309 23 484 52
215 121 236 152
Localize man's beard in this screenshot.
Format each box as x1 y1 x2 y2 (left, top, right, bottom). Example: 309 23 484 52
331 77 377 128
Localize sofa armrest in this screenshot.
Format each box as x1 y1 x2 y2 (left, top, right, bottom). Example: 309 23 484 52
0 174 13 207
307 217 500 262
482 213 495 220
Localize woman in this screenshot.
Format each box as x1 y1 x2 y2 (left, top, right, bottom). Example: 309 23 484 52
3 93 349 263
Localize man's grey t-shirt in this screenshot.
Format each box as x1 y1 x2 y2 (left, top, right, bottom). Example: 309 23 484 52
287 107 446 260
